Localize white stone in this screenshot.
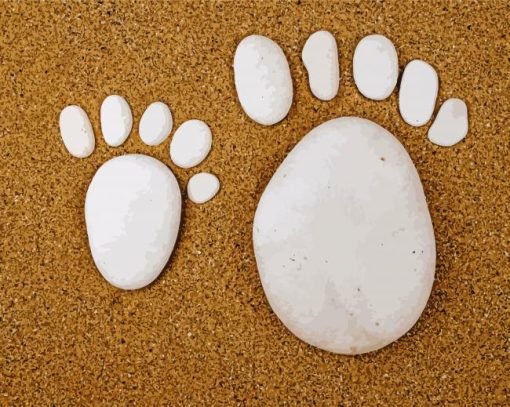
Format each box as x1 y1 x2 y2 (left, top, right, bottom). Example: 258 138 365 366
100 95 133 147
170 119 212 169
302 30 340 101
253 117 436 355
399 60 438 127
428 98 468 147
234 35 293 126
187 172 220 204
139 102 173 146
353 34 398 101
59 105 95 158
85 154 181 290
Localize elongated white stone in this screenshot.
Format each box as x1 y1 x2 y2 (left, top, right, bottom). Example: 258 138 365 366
234 35 293 126
100 95 133 147
170 120 212 169
139 102 173 146
428 98 468 147
353 34 398 101
253 117 436 355
187 172 220 204
399 60 438 127
59 105 95 158
85 154 181 290
302 30 340 101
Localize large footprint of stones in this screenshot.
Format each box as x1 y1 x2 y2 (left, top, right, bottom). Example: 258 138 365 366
59 97 220 290
234 33 468 354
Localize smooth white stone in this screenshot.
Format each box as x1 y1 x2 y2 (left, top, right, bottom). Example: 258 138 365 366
253 117 436 355
399 60 439 127
85 154 181 290
59 105 95 158
428 98 468 147
187 172 220 204
302 30 340 101
170 119 212 169
139 102 173 146
353 34 398 101
100 95 133 147
234 35 293 126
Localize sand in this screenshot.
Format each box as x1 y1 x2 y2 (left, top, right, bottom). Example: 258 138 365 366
0 1 508 404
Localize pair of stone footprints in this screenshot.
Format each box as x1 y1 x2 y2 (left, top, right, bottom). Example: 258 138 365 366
59 31 468 355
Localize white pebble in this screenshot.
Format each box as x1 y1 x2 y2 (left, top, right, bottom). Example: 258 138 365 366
302 30 340 101
85 154 181 290
59 105 95 158
234 35 293 126
253 117 436 354
428 98 468 147
139 102 173 146
399 60 438 127
170 120 212 169
100 95 133 147
353 34 398 100
187 173 220 204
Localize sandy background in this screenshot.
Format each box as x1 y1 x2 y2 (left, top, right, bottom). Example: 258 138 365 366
1 1 508 405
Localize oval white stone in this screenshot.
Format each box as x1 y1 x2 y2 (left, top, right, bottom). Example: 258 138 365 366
170 119 212 169
100 95 133 147
234 35 293 126
139 102 173 146
428 98 468 147
85 154 181 290
353 34 398 101
187 172 220 204
59 105 95 158
253 117 436 354
302 30 340 101
399 60 439 127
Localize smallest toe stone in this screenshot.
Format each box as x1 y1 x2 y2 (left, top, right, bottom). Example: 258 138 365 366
59 105 95 158
187 172 220 204
428 98 468 147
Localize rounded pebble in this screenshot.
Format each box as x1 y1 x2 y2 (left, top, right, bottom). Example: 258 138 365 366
85 154 181 290
139 102 173 146
59 105 95 158
302 30 340 101
187 172 220 204
234 35 293 126
253 117 436 355
100 95 133 147
353 34 398 101
399 60 439 127
428 98 468 147
170 120 212 169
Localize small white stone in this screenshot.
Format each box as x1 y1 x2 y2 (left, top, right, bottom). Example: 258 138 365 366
85 154 181 290
399 60 439 127
59 105 95 158
139 102 173 146
170 120 212 169
353 34 399 101
187 173 220 204
428 98 468 147
253 117 436 355
234 35 293 126
302 30 340 101
100 95 133 147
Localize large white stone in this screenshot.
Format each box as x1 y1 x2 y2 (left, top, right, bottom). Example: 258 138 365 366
399 60 438 127
59 105 95 158
302 30 340 101
253 117 436 354
234 35 293 126
353 34 398 101
85 154 181 290
428 98 468 147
